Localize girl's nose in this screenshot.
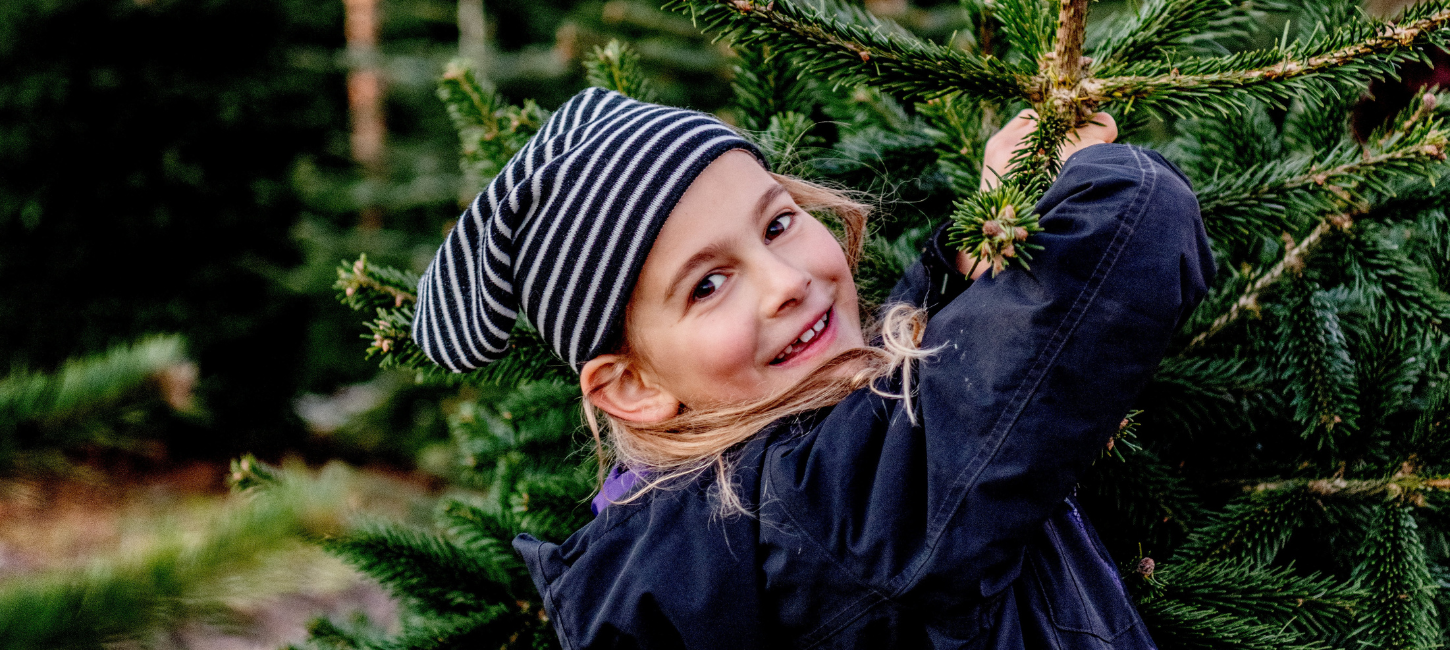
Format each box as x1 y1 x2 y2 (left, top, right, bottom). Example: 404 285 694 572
755 251 811 318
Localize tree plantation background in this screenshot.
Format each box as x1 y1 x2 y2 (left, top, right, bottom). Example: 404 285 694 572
3 0 1450 648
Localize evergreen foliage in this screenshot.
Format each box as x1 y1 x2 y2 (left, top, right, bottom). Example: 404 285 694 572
0 335 193 473
0 0 349 459
0 459 371 650
305 2 1450 648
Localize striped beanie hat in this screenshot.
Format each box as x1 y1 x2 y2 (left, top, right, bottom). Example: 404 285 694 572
412 87 767 372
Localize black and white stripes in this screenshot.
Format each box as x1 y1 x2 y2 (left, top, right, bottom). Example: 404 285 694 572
412 88 766 372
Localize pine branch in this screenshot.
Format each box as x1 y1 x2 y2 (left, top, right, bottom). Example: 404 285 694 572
1184 218 1342 351
1092 0 1252 70
449 381 584 496
1197 136 1446 250
584 39 660 102
1246 474 1450 504
918 94 990 194
334 255 571 388
1150 559 1360 638
1407 381 1450 466
437 60 548 194
1000 0 1095 197
1175 484 1317 564
1342 221 1450 332
730 44 815 132
326 522 514 616
1273 279 1360 446
376 608 539 650
947 184 1044 276
1353 505 1441 649
756 111 822 175
1147 356 1271 434
1131 597 1331 650
662 0 1029 102
1080 443 1204 553
1095 5 1450 117
991 0 1055 65
0 335 194 457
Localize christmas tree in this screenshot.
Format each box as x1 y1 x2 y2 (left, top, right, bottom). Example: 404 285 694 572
292 1 1450 647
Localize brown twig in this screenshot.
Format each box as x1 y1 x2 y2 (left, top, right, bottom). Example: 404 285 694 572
1249 472 1450 506
1098 8 1450 103
1183 218 1344 351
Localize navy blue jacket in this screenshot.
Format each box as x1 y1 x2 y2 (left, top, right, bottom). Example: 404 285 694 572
514 144 1215 649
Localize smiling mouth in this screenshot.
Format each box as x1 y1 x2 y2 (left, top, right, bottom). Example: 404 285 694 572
771 309 831 365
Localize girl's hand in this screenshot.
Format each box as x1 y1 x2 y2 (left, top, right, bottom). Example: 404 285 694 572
978 110 1119 192
961 110 1119 278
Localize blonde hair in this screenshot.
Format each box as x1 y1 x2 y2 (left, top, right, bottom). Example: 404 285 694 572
584 174 935 515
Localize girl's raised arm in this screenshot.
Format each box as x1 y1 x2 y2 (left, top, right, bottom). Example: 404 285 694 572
766 142 1214 600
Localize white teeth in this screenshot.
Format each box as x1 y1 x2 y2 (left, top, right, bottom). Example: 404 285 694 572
773 311 832 364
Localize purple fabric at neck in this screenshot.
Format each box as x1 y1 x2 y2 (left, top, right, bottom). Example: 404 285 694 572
591 466 642 516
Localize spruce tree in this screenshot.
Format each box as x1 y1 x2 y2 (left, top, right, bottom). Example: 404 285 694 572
294 1 1450 647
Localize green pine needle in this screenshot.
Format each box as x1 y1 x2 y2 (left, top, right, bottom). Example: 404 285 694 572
325 522 514 616
584 39 660 102
946 184 1042 276
1353 505 1441 649
662 0 1028 103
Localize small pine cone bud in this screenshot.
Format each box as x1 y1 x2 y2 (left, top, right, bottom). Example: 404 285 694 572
998 204 1016 222
1424 93 1438 111
1105 438 1115 451
1135 557 1155 578
858 49 871 62
345 286 356 297
1119 418 1130 431
730 0 753 12
394 294 405 307
1329 214 1355 230
353 258 365 274
1014 227 1029 242
982 221 1005 238
1002 243 1017 258
1312 173 1328 186
380 339 393 353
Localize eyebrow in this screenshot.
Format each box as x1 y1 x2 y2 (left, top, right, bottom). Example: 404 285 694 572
663 183 789 302
665 242 728 301
754 183 788 221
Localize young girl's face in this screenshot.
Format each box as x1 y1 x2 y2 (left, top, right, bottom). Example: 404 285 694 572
622 150 865 410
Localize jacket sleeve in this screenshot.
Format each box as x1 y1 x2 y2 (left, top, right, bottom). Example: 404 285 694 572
887 221 975 317
766 144 1214 599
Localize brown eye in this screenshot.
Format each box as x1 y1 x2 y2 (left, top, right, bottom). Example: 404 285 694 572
692 273 726 301
765 213 793 243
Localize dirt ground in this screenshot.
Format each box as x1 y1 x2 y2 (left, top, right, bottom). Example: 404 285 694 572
0 459 438 649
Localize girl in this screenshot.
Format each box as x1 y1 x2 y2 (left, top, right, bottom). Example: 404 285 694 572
414 88 1214 649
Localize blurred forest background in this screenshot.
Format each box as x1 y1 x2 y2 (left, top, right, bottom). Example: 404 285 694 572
2 0 1448 647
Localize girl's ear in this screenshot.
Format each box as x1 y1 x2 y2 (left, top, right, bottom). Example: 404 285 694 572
580 354 680 424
